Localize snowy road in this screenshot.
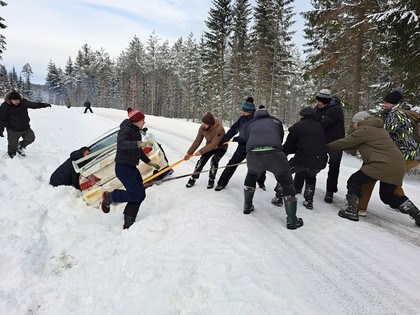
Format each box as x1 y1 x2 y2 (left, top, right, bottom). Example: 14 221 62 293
1 107 419 315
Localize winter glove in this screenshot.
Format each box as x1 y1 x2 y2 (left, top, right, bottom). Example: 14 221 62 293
137 140 153 148
148 162 161 169
232 136 238 142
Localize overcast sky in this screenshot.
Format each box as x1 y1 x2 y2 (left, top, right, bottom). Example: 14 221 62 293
1 0 312 84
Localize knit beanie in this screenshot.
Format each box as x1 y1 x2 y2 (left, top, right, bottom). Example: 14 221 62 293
242 101 256 112
352 111 371 123
201 112 215 126
8 91 22 100
383 90 402 105
127 107 145 122
315 89 332 105
245 97 254 103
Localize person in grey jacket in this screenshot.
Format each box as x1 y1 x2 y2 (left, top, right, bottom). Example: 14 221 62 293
0 91 51 158
243 107 303 230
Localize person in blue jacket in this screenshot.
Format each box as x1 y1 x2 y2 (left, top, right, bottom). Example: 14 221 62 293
214 97 266 191
50 147 91 189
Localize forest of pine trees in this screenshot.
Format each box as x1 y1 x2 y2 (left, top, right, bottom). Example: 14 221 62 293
0 0 419 127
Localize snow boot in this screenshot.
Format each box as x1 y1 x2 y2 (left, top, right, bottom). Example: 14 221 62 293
303 183 315 210
101 191 113 214
338 194 359 221
284 196 303 230
123 215 136 229
398 199 420 227
324 191 334 203
271 183 283 206
215 184 225 191
17 144 26 156
243 186 255 214
207 179 214 189
186 177 196 188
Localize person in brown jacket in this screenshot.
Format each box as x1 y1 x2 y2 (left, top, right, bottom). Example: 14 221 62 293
326 111 420 226
184 112 227 188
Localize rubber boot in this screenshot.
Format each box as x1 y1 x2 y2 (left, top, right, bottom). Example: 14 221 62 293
338 194 359 221
303 183 315 210
243 186 255 214
284 196 303 230
123 215 136 229
399 199 420 227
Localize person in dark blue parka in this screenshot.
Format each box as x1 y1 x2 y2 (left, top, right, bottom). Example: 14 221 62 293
50 147 90 190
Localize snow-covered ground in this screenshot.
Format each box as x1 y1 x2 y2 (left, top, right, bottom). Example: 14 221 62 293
1 106 419 315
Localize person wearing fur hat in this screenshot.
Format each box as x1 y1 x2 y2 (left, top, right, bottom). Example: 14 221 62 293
358 88 420 217
100 108 160 229
0 91 52 158
214 97 266 191
184 111 227 189
271 106 327 210
314 88 345 203
326 111 420 227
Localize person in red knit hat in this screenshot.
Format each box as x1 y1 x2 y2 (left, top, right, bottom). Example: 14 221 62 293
100 107 160 229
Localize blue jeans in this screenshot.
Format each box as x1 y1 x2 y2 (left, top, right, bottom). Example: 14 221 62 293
112 164 146 218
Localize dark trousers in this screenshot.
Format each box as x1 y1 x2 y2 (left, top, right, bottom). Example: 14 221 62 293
245 150 295 196
347 170 408 209
84 107 93 113
217 150 265 187
326 150 343 193
294 166 321 187
191 148 227 181
112 164 146 218
6 128 35 155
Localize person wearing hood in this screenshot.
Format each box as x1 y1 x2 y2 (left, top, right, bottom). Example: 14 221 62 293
243 107 303 230
326 111 420 227
358 88 420 216
314 89 345 203
100 108 160 229
184 111 227 189
0 91 52 158
50 147 91 189
272 106 327 210
214 97 266 191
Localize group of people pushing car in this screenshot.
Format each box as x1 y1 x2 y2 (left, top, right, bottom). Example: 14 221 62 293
1 88 419 230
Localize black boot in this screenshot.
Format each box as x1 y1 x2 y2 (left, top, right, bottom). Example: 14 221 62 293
186 177 196 188
123 215 136 229
338 194 359 221
399 199 420 227
303 183 315 210
101 191 113 213
243 186 255 214
207 179 214 189
271 183 283 206
284 196 303 230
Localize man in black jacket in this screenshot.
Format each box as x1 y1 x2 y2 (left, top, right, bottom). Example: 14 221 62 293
0 91 51 158
100 108 160 229
272 106 327 210
314 89 345 203
50 147 91 189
